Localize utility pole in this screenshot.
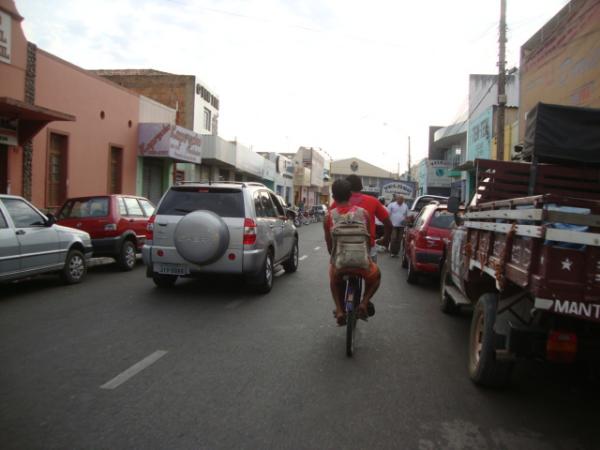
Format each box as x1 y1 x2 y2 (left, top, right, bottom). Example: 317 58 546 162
407 136 412 182
496 0 507 161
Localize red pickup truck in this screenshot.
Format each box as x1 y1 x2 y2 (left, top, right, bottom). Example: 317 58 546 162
441 103 600 387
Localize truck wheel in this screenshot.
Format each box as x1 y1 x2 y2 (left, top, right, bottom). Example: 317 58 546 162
468 293 513 388
406 258 418 284
152 273 177 288
117 240 137 271
61 249 87 284
440 260 459 314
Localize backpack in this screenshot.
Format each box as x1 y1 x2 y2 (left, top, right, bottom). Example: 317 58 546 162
330 206 371 270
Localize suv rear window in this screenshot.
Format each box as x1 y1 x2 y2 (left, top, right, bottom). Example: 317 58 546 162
157 188 244 217
58 197 110 219
430 210 455 229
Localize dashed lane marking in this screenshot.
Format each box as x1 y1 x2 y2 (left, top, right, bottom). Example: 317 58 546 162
100 350 167 390
314 246 321 251
225 300 244 309
299 255 308 261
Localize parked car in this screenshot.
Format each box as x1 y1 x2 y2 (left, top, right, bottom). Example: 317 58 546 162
406 195 448 221
142 182 299 293
0 195 92 284
401 203 459 284
56 195 155 271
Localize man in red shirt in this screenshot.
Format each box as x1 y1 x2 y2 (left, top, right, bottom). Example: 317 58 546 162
331 174 392 255
324 179 381 325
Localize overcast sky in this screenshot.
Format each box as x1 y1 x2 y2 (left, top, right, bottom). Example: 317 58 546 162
19 0 569 173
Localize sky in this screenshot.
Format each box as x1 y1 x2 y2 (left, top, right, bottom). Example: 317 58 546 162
18 0 570 174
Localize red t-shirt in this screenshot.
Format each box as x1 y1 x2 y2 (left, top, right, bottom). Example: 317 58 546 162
330 193 388 245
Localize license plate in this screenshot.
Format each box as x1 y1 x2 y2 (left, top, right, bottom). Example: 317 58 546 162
155 263 190 276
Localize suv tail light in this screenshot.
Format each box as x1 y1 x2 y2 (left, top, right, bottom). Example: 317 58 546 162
243 218 257 245
146 215 156 241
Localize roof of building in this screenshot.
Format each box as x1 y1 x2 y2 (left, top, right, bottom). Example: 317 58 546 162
331 157 395 178
89 69 183 77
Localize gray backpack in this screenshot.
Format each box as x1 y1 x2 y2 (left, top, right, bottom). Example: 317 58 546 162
330 207 371 270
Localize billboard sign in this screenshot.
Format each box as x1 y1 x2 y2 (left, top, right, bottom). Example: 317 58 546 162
138 123 202 164
467 107 493 161
381 181 416 201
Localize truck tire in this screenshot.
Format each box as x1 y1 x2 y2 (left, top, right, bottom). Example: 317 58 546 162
440 259 459 314
468 293 513 388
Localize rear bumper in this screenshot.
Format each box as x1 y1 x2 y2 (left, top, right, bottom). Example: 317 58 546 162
142 244 266 276
414 250 442 273
506 321 600 362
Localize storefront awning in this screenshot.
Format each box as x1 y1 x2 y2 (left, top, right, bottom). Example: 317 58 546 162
0 97 76 145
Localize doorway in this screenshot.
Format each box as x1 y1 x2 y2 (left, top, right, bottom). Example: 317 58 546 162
0 145 7 194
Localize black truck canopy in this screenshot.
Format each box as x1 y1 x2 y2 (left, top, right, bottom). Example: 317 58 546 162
523 102 600 164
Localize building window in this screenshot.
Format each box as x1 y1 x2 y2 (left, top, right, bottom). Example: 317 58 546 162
204 108 212 132
109 146 123 194
47 132 68 208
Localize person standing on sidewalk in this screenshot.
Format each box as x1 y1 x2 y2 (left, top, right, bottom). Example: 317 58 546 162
387 194 408 257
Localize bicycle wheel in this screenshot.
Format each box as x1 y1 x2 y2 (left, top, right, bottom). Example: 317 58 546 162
345 277 361 357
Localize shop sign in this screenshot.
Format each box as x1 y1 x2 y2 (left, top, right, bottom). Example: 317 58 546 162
0 11 11 64
138 123 202 164
427 160 452 188
0 117 17 146
382 181 416 199
467 107 493 161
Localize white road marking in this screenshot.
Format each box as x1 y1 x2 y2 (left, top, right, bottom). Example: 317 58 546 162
314 246 321 251
299 255 308 261
274 269 285 277
100 350 167 390
225 300 244 309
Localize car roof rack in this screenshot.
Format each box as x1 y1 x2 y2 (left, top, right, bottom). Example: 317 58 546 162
175 180 267 188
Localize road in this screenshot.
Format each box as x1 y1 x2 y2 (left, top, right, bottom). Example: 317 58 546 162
1 223 599 449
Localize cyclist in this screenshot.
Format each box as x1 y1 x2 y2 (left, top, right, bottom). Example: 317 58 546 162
324 179 381 325
331 174 392 262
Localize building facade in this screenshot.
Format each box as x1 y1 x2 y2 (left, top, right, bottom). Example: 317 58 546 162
331 157 416 203
0 0 146 209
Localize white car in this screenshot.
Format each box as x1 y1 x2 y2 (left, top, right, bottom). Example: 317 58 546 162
0 195 93 284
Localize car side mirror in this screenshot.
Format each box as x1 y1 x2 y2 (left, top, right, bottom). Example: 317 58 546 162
45 213 57 227
286 209 297 220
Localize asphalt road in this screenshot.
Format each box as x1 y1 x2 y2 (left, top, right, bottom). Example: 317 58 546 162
1 223 599 449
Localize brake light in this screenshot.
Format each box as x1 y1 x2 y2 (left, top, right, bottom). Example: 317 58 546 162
147 215 155 241
546 331 577 363
243 218 257 245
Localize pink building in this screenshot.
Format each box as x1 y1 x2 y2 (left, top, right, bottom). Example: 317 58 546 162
0 0 140 209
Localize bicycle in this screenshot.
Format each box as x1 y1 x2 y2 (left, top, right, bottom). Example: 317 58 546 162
343 274 363 357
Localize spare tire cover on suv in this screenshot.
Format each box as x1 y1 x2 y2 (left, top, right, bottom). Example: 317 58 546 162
174 210 230 265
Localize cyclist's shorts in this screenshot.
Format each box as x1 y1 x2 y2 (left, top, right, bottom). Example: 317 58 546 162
330 260 380 284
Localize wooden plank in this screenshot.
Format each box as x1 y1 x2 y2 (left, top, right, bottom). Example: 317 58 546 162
466 209 542 221
465 221 543 238
545 211 600 227
545 228 600 246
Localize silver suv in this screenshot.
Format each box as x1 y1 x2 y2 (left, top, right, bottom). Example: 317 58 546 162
142 182 299 293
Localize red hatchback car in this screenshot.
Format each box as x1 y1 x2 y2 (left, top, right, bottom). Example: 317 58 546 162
56 195 155 270
401 203 460 284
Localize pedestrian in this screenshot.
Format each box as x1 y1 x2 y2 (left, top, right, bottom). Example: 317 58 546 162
387 194 408 257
